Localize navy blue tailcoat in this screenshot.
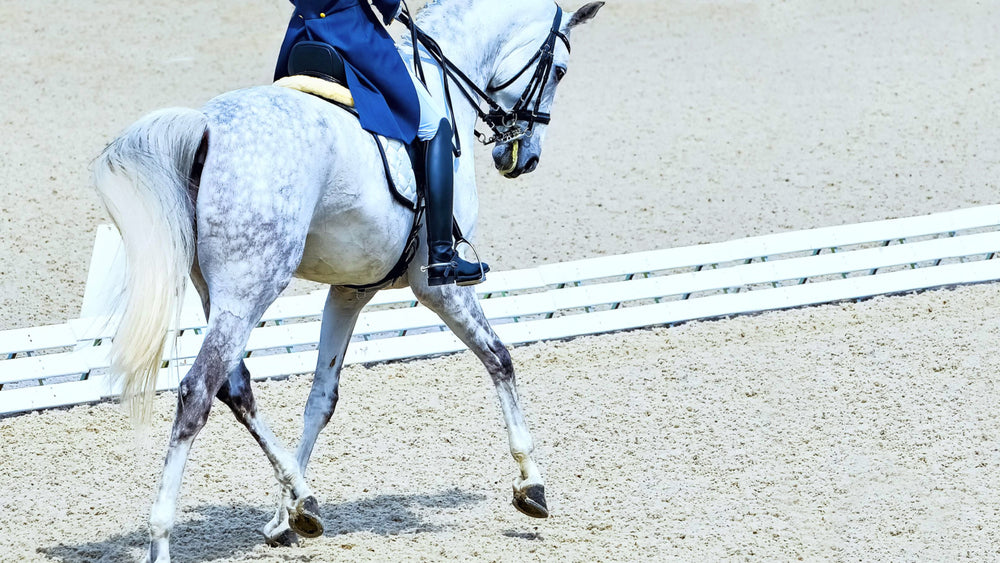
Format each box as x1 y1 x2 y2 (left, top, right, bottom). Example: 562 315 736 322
275 0 420 143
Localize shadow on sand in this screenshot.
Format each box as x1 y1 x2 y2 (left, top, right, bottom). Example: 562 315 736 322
39 488 485 562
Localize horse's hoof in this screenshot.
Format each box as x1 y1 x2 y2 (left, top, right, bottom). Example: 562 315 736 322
262 528 299 548
288 496 324 538
512 484 549 518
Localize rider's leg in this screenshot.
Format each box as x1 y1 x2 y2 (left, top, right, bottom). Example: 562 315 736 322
413 81 489 286
423 118 489 286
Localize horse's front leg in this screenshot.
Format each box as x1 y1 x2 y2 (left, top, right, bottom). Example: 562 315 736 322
263 285 374 545
411 281 549 518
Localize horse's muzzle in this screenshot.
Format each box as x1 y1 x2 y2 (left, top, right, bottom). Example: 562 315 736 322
493 141 518 176
493 139 539 178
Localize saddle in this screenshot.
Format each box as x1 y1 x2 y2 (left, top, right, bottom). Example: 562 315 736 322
274 41 355 107
276 41 419 211
287 41 348 83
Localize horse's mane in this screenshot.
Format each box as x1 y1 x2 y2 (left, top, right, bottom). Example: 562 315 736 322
415 0 475 34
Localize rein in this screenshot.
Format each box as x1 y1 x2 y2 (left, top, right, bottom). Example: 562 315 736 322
397 4 570 153
340 4 568 293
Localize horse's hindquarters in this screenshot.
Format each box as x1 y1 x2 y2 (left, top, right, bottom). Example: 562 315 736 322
199 86 415 287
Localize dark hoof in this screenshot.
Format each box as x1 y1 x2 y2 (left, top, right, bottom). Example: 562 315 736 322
289 496 324 538
512 485 549 519
263 528 299 548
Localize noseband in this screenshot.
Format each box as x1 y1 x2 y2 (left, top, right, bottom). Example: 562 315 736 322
398 5 570 153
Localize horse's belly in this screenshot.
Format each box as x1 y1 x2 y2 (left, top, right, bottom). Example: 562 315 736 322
296 205 413 286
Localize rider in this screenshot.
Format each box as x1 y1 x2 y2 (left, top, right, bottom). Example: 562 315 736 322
274 0 489 287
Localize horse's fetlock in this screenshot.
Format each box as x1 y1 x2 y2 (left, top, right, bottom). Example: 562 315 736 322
510 437 534 458
149 514 172 538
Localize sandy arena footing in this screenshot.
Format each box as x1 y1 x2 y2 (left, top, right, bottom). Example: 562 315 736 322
1 1 998 560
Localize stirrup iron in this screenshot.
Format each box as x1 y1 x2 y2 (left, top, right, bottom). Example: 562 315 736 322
453 238 487 286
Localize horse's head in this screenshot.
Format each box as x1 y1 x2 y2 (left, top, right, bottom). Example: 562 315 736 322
488 2 604 178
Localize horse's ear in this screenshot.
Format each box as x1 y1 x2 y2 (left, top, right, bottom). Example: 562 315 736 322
568 1 605 28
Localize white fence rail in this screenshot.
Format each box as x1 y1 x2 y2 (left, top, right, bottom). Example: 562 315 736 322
2 205 998 416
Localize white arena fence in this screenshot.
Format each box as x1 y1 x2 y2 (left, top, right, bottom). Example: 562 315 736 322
2 205 999 417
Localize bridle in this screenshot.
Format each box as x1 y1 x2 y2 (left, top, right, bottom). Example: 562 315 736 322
398 4 571 155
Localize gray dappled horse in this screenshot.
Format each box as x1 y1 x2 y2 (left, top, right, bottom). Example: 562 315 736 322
93 0 602 560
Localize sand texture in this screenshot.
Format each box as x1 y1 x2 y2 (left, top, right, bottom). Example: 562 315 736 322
1 0 999 561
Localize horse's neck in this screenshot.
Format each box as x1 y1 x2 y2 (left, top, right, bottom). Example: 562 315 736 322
410 1 527 152
415 1 509 90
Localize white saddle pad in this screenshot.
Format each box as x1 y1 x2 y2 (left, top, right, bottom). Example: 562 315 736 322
377 135 418 209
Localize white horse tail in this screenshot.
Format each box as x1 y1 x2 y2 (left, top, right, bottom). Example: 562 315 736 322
92 108 208 424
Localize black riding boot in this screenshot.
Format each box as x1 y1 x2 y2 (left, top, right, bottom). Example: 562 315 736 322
424 119 489 286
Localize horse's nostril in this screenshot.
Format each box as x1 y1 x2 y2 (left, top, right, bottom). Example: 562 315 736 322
524 156 539 173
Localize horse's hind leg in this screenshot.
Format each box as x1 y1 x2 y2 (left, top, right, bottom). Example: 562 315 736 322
148 256 308 561
215 362 319 546
411 283 548 518
188 262 315 547
148 312 263 562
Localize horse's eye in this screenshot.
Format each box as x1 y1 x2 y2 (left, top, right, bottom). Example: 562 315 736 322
554 67 567 82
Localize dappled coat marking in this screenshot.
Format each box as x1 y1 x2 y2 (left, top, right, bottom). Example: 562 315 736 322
91 1 603 561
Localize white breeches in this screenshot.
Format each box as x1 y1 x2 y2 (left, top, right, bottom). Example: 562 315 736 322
413 77 448 141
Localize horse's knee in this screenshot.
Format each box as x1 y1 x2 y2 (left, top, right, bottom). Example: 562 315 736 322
304 385 339 427
322 387 339 422
486 340 515 381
